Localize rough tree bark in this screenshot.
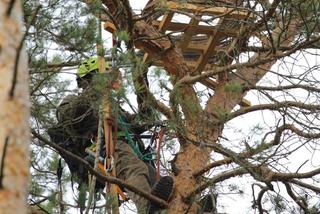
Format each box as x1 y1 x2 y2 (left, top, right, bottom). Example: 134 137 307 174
101 0 310 213
0 1 30 214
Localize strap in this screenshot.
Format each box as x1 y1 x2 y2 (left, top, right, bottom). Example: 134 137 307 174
86 147 129 202
118 116 155 161
97 162 128 201
156 127 165 181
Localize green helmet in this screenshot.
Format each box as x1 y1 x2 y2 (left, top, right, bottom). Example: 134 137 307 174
77 57 109 78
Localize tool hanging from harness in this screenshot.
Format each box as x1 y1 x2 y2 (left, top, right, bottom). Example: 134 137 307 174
84 28 167 206
117 116 156 161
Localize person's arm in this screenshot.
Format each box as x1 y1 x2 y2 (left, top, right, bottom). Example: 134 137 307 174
57 93 99 138
119 109 154 135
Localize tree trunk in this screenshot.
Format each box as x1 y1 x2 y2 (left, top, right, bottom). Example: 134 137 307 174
0 1 30 214
101 1 300 213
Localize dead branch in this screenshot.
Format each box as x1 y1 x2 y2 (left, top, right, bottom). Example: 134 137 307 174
284 182 308 213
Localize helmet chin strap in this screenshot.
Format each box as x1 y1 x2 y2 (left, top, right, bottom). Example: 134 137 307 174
76 72 96 89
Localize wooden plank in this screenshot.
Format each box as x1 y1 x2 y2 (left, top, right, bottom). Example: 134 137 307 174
195 19 225 72
158 12 174 33
104 21 116 33
143 12 174 63
200 78 218 89
239 98 251 107
170 34 227 54
183 41 227 54
152 58 218 71
179 17 200 52
152 20 237 36
166 1 254 20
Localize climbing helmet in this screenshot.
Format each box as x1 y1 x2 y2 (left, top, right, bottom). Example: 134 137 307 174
77 57 109 78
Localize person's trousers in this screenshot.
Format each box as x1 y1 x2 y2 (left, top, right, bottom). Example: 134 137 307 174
115 141 151 213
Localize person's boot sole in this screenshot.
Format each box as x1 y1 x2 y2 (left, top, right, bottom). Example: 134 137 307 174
148 176 174 214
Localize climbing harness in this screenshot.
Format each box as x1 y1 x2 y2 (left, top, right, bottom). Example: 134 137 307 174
85 145 128 202
85 116 167 203
117 117 166 180
83 17 168 207
117 116 156 161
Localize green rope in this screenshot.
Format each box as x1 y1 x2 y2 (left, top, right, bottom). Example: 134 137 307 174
118 116 155 161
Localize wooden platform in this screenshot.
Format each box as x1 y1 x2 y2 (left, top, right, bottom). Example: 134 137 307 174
104 1 253 107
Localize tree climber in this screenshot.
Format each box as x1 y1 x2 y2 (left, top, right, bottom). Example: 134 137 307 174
48 57 173 213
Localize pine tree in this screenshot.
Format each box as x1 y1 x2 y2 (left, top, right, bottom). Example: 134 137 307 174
24 0 320 213
0 1 30 214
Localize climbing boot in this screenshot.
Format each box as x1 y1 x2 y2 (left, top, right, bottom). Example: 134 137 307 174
147 176 174 214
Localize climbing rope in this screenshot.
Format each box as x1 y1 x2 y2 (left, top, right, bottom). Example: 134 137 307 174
117 116 156 161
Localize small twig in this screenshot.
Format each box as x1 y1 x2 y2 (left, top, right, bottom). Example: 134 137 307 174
30 72 56 96
35 204 51 214
295 160 308 174
291 179 320 194
256 186 268 214
29 192 58 205
186 167 247 199
284 182 308 212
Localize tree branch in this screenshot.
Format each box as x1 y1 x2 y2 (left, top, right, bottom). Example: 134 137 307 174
193 122 302 177
291 179 320 194
187 167 247 199
178 36 320 86
227 101 320 122
31 130 169 208
246 84 320 93
284 182 308 213
256 185 269 214
189 133 320 187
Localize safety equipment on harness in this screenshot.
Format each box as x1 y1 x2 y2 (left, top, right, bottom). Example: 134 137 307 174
77 57 109 78
85 145 129 202
118 116 156 161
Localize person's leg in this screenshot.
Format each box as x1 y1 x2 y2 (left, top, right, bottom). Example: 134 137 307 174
115 141 151 213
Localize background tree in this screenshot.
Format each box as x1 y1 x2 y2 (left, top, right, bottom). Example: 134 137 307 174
0 1 30 214
26 0 320 213
25 1 104 213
